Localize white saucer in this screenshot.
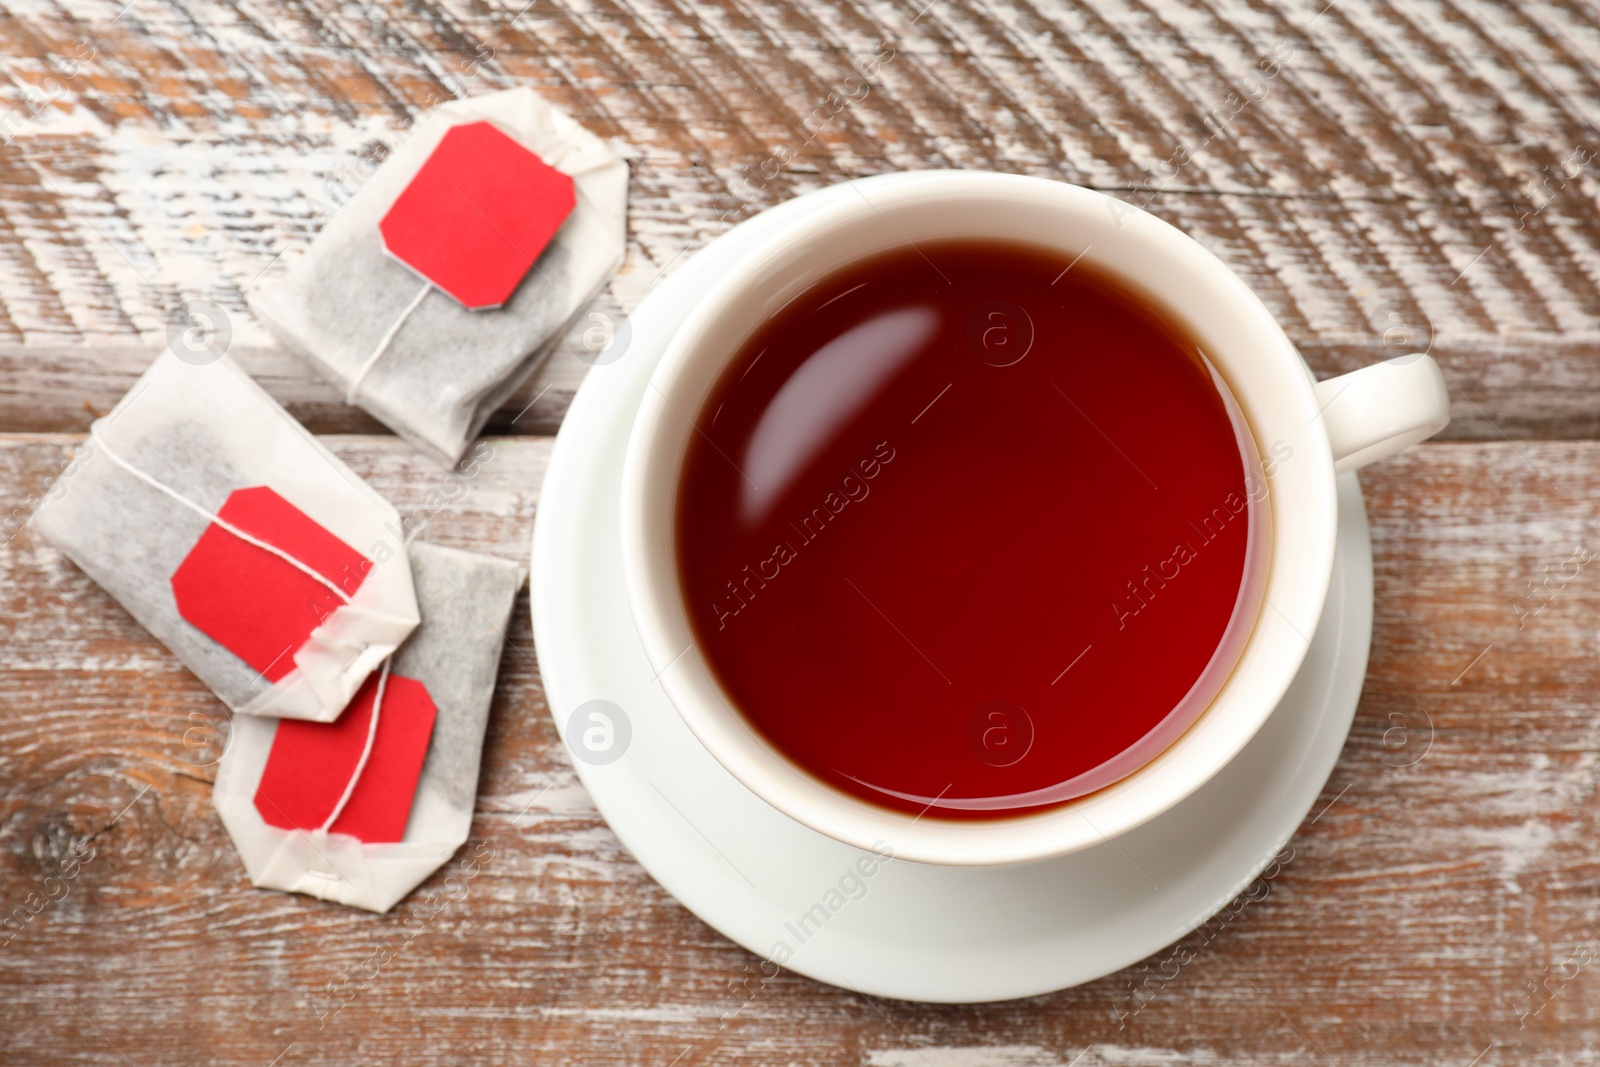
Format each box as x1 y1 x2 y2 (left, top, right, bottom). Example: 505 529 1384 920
530 176 1373 1004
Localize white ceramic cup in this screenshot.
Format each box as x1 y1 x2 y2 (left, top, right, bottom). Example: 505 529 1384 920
620 170 1449 866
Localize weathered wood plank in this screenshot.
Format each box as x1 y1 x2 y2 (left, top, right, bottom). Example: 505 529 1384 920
3 0 1600 437
5 335 1598 442
8 0 1600 1059
2 434 1600 1065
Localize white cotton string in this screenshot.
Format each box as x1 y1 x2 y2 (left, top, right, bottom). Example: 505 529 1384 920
538 137 599 219
544 137 578 169
347 280 431 403
319 658 390 833
88 424 352 605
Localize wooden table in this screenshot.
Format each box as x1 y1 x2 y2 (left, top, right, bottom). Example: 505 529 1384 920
3 0 1598 1062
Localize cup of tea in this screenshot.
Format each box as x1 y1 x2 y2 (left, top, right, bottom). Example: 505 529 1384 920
620 170 1448 866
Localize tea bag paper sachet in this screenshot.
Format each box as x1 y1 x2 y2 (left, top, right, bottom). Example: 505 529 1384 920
29 350 419 722
213 540 524 913
251 86 629 466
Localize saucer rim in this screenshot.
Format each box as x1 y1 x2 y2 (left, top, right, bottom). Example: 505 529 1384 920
530 175 1372 1002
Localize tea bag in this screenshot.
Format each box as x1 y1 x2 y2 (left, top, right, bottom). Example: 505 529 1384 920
213 540 524 912
29 350 420 722
251 86 629 467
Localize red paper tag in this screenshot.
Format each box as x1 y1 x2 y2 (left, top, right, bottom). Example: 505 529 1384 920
171 487 370 683
379 120 577 310
254 672 438 844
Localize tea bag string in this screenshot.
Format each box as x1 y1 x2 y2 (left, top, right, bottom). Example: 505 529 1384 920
346 279 431 405
529 132 604 214
345 130 593 406
319 658 390 833
88 424 352 605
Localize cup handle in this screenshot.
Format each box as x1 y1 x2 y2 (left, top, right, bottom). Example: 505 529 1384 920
1313 354 1451 474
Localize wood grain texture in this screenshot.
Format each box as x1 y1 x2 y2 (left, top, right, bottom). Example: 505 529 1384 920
0 434 1597 1066
3 0 1600 437
7 0 1600 1061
